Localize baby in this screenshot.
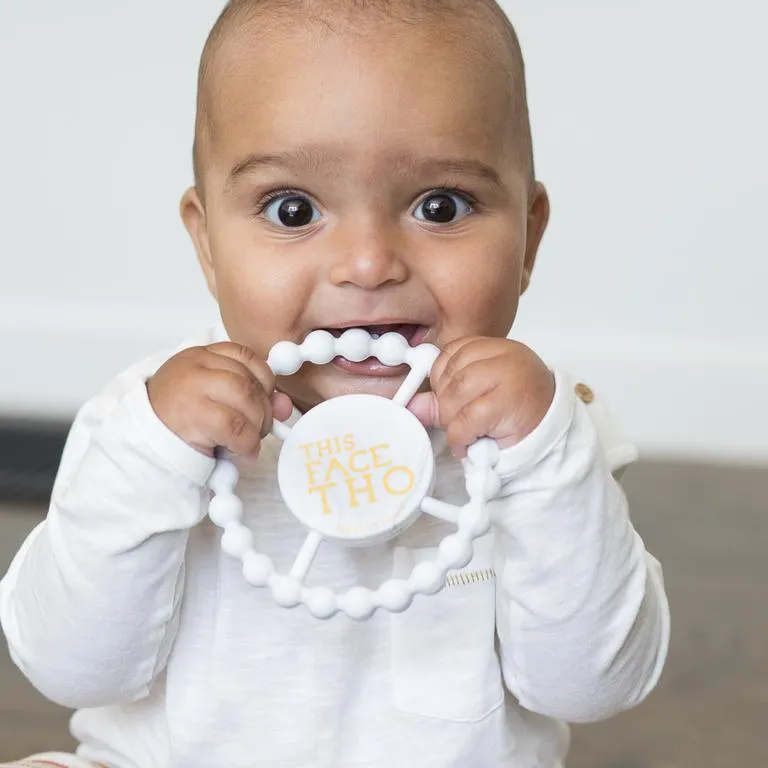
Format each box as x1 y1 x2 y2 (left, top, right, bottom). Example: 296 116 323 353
0 1 670 767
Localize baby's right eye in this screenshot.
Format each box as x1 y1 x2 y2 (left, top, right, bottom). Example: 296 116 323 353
262 193 321 228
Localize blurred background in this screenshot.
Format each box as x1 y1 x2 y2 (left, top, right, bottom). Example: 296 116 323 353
0 1 766 766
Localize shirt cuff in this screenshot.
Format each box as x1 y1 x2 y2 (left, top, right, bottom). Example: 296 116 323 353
493 368 576 482
122 379 216 487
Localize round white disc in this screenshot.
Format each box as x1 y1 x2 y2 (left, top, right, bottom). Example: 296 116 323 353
277 394 435 546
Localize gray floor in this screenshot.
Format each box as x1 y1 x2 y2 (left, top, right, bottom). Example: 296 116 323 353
0 461 766 766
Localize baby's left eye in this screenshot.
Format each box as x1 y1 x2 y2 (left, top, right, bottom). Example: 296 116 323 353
413 192 473 224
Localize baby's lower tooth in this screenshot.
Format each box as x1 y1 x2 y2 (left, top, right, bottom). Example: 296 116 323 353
371 333 381 339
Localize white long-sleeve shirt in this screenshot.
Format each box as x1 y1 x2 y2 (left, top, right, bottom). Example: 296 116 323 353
0 327 669 768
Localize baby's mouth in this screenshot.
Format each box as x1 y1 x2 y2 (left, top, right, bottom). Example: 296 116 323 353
326 323 424 344
319 324 429 377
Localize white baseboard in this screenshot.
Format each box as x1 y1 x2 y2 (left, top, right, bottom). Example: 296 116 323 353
2 306 766 464
520 330 768 465
0 301 218 420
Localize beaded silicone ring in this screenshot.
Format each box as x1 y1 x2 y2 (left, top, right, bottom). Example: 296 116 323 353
208 329 501 620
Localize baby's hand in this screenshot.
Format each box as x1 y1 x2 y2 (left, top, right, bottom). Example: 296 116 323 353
147 343 293 458
408 337 555 458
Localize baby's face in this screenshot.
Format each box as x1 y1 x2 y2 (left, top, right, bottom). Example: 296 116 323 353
184 17 548 412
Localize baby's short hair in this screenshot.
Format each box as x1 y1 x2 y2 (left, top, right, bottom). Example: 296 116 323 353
193 0 534 191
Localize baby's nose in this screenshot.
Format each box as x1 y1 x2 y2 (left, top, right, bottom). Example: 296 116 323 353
328 216 409 290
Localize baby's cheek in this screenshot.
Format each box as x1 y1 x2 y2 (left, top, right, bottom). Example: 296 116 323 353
215 276 282 355
214 245 307 347
450 253 523 336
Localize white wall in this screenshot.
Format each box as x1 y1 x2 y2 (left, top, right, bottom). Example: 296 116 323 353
0 1 765 462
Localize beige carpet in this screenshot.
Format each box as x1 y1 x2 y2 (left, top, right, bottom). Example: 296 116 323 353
1 460 766 766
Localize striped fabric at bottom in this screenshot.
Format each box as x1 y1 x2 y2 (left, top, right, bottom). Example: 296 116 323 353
0 754 102 768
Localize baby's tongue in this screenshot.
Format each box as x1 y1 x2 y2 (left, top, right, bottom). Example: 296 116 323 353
364 323 403 338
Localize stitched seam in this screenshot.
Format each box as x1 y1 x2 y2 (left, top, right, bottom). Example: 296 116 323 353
444 568 496 588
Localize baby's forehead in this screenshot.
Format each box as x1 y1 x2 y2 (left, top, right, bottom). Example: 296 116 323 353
195 0 531 186
209 0 516 43
202 0 523 105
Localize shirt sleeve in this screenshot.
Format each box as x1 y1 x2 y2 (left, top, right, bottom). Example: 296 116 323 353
487 369 670 723
0 352 216 710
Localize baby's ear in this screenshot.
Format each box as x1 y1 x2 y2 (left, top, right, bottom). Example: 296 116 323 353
521 182 550 294
180 186 217 299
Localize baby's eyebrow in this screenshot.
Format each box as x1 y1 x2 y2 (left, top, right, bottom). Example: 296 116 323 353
226 149 342 188
407 158 505 188
225 149 505 190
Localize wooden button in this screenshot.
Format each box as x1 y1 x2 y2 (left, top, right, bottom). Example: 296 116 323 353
575 383 595 404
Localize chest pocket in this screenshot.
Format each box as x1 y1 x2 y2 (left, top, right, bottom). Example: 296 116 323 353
390 533 504 722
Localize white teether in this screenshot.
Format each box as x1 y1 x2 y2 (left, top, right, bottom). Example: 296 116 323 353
208 329 501 620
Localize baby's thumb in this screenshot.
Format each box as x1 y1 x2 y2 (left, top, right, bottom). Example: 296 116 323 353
271 392 294 422
407 392 440 430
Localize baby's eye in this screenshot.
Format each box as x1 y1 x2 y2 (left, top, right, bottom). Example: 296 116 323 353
413 191 473 224
262 193 321 228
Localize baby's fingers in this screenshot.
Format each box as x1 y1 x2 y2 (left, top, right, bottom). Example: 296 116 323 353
407 392 440 430
444 390 504 458
201 401 265 457
408 386 503 458
202 369 273 439
205 342 276 395
271 391 294 423
434 358 500 428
